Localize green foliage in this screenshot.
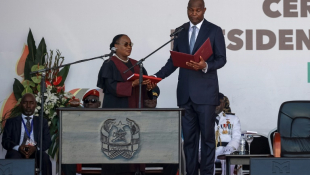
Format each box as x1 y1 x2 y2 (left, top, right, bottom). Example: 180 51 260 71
24 29 37 80
31 64 45 72
48 132 59 158
22 87 33 95
57 65 70 86
13 78 24 101
35 38 47 65
24 30 48 80
37 84 41 92
24 60 34 81
27 29 36 62
22 80 35 87
31 76 41 84
21 80 35 95
48 115 60 159
49 115 58 135
30 65 44 84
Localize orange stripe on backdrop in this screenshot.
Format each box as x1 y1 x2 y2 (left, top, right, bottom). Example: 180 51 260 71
15 45 29 77
69 88 89 101
69 88 80 96
1 93 18 127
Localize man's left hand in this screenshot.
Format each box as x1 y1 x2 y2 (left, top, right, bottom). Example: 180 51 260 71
186 56 207 71
145 80 157 91
27 145 37 157
18 145 28 157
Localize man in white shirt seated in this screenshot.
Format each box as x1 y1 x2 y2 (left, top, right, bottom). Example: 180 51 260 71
1 93 52 175
199 93 241 175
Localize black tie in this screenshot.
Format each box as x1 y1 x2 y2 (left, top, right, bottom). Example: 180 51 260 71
22 116 32 145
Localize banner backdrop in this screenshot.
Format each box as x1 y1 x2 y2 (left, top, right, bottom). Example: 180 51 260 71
1 0 310 163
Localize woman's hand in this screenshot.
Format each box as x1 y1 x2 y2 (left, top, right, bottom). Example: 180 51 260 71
132 79 149 87
144 79 157 91
132 79 140 87
132 79 157 90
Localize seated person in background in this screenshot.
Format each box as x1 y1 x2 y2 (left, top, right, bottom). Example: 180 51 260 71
82 89 101 108
1 93 52 175
199 93 241 175
62 89 101 175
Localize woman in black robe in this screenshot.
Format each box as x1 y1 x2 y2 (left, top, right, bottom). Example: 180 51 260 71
97 34 158 175
97 34 156 108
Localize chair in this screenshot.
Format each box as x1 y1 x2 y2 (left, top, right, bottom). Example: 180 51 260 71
267 128 277 155
272 101 310 158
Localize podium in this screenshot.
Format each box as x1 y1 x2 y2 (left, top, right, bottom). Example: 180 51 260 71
58 108 184 174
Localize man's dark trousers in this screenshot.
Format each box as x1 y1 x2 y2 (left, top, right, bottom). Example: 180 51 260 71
181 100 216 175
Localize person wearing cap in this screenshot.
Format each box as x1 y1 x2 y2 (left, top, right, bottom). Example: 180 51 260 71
97 34 157 108
199 93 241 175
82 89 101 108
62 89 102 175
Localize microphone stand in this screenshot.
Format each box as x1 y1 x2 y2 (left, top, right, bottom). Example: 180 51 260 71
30 54 111 175
123 29 183 175
123 30 182 108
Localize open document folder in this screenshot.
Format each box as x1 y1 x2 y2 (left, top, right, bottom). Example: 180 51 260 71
170 38 213 70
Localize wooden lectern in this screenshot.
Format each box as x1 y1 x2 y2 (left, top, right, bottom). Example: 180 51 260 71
58 108 184 174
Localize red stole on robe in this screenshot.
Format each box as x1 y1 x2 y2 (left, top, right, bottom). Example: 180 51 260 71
111 56 144 108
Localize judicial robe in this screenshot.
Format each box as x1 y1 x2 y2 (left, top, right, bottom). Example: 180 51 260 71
97 56 151 174
97 56 151 108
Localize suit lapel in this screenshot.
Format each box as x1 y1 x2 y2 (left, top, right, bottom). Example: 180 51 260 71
192 19 209 54
177 22 190 54
183 22 190 54
33 116 39 143
16 115 22 142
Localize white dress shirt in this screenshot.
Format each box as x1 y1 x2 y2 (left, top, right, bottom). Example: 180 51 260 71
188 20 203 43
13 114 35 151
189 20 208 73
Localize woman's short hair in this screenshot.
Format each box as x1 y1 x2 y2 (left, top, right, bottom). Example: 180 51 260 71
109 34 126 50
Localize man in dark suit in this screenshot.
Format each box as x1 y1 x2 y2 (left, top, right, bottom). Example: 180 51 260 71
154 0 226 174
2 93 52 175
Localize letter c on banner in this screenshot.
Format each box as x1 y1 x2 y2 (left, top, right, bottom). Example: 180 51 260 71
263 0 281 18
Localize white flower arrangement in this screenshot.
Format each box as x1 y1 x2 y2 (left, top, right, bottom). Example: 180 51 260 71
33 85 74 119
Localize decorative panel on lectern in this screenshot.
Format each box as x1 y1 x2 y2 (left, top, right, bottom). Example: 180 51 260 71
58 108 183 165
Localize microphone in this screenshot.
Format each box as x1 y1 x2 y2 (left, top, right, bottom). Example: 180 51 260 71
109 47 117 56
103 47 117 57
170 25 184 37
